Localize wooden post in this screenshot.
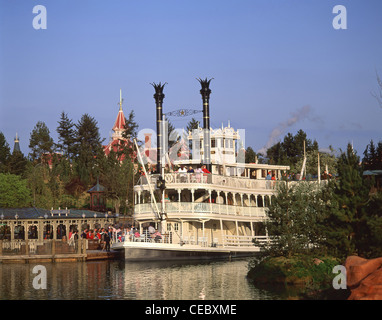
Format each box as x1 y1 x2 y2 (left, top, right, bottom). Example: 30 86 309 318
25 238 29 256
77 239 81 254
220 219 224 247
38 220 43 242
51 239 56 256
10 223 14 241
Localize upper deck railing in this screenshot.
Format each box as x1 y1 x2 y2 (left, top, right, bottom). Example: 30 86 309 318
136 173 281 191
135 202 268 219
136 172 328 192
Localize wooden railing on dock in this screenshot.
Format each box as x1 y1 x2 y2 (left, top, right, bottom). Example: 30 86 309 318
0 239 88 263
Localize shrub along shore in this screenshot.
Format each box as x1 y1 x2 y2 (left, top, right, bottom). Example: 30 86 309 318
247 254 350 299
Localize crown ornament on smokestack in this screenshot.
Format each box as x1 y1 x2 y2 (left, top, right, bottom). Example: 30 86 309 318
151 82 167 171
197 77 213 172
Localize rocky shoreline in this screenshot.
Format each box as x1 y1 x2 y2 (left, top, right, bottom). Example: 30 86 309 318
345 256 382 300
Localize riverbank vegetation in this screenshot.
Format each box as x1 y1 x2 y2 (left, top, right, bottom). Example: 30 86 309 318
247 142 382 298
0 111 140 215
0 114 192 214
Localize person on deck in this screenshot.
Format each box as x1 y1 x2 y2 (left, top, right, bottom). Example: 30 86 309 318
201 165 211 183
152 230 162 243
102 231 111 252
86 230 94 240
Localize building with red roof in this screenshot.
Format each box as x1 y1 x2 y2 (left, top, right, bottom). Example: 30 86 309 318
103 89 130 161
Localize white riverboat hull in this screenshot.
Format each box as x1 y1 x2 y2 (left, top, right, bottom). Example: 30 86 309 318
113 242 260 261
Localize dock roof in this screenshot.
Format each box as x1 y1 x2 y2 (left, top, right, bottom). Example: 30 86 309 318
0 208 113 220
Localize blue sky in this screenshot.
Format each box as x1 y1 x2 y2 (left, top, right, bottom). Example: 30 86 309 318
0 0 381 157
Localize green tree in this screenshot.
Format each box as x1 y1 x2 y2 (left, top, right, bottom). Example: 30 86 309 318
186 117 200 133
29 121 55 161
0 132 10 173
122 110 139 141
74 114 104 184
295 147 338 179
266 129 318 171
99 151 136 214
323 144 371 259
363 193 382 258
363 139 382 170
245 147 257 163
8 150 28 177
258 181 331 258
56 111 76 159
25 162 53 208
0 173 32 207
120 109 139 159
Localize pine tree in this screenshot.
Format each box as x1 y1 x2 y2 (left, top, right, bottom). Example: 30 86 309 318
186 118 199 133
56 111 76 159
245 147 257 163
122 110 139 141
8 151 28 177
29 121 54 161
363 140 382 170
323 144 371 258
0 132 10 173
120 109 139 159
363 193 382 258
266 129 318 170
74 114 104 184
377 142 382 170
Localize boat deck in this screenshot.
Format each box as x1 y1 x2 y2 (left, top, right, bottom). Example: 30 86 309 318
112 241 260 261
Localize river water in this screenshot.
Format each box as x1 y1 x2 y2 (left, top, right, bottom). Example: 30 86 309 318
0 258 283 300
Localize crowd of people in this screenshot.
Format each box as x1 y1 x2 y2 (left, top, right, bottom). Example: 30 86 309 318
141 163 211 176
68 224 164 251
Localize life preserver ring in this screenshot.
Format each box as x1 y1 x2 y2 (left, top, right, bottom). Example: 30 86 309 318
165 174 173 183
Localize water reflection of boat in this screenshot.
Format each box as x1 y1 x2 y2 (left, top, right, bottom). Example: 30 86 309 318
112 79 289 261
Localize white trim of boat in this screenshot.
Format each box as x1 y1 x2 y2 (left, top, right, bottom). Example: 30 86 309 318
112 234 270 261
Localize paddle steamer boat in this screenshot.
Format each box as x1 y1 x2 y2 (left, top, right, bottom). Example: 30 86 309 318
112 79 290 260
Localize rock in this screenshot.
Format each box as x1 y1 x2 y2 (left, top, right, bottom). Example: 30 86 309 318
345 256 382 300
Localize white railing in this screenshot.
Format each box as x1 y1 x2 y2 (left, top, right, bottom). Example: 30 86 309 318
137 173 328 193
135 202 267 218
138 173 280 191
111 230 271 249
223 235 269 247
119 232 174 245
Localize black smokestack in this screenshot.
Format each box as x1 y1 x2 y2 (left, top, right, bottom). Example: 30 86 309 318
197 78 213 172
151 82 167 172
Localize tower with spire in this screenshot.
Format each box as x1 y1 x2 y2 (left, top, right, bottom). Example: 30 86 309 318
112 89 126 140
13 132 21 154
103 89 128 159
